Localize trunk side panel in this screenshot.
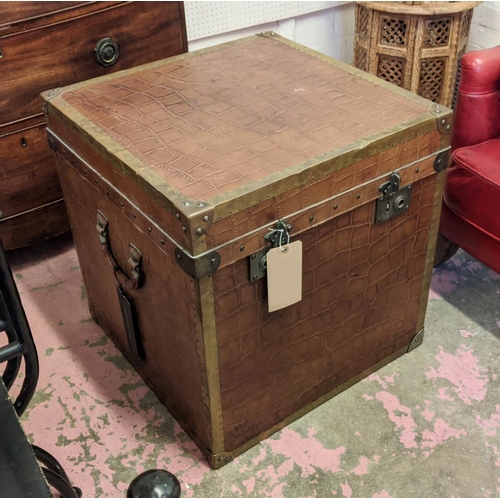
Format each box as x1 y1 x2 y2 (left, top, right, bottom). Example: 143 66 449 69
55 152 212 452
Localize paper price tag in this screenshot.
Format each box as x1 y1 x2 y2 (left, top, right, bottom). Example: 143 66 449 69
267 240 302 313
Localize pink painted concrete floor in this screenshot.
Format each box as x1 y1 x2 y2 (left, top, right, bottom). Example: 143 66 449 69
6 234 500 497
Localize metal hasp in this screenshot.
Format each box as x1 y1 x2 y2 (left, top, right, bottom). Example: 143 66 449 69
408 328 425 352
96 211 144 290
375 172 412 225
249 219 292 282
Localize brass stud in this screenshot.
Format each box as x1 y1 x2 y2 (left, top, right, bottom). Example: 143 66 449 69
440 118 446 125
197 202 206 208
195 228 203 236
240 245 245 252
309 215 315 222
182 226 186 232
252 274 258 280
160 239 165 245
334 204 338 210
183 201 191 207
147 227 152 233
120 202 124 207
356 194 361 199
176 253 182 260
415 168 420 173
202 215 210 223
446 124 451 131
210 258 216 265
132 214 137 219
175 213 180 219
251 254 256 259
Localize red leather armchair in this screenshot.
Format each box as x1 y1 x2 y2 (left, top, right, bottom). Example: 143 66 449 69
435 45 500 272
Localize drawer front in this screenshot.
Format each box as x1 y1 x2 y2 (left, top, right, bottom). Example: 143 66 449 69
0 123 61 219
0 200 69 250
0 1 186 125
0 2 89 27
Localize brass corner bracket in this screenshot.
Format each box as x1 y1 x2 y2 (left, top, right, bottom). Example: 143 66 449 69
175 248 221 279
408 328 425 353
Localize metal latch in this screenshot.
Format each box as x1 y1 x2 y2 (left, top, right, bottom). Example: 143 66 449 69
249 219 292 282
375 172 411 224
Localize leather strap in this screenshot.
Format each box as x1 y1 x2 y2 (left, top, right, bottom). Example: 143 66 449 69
96 211 144 291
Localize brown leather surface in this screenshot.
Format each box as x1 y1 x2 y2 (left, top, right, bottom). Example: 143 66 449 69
61 36 428 201
215 154 438 270
56 152 212 452
206 131 442 251
213 175 436 452
47 120 188 250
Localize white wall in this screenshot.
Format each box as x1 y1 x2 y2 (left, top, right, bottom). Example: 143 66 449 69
185 1 355 63
468 1 500 51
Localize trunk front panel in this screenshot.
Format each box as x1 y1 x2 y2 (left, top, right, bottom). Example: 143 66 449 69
214 174 436 452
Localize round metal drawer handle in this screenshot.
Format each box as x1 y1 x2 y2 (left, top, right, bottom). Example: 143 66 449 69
95 37 119 67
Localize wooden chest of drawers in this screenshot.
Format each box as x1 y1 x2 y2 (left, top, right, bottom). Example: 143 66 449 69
0 1 187 249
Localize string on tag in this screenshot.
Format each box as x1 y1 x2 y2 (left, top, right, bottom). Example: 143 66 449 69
267 228 291 252
278 229 290 252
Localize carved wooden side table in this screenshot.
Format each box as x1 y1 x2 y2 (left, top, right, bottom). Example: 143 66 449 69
354 1 481 107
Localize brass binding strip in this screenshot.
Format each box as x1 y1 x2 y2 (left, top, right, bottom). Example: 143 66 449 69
416 169 447 332
196 277 225 459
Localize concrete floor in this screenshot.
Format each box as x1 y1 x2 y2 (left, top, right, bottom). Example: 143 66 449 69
7 234 500 498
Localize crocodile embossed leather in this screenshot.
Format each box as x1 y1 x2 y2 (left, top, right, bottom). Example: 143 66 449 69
61 36 427 200
42 34 452 468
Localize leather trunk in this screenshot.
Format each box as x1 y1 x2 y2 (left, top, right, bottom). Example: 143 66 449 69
0 1 187 249
41 34 452 468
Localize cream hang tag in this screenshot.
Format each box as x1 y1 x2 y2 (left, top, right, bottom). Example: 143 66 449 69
267 240 302 313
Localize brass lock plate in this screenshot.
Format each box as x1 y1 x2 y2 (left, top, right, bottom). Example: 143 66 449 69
375 172 412 224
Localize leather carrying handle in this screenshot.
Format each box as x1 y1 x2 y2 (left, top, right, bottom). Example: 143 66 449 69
96 211 143 291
